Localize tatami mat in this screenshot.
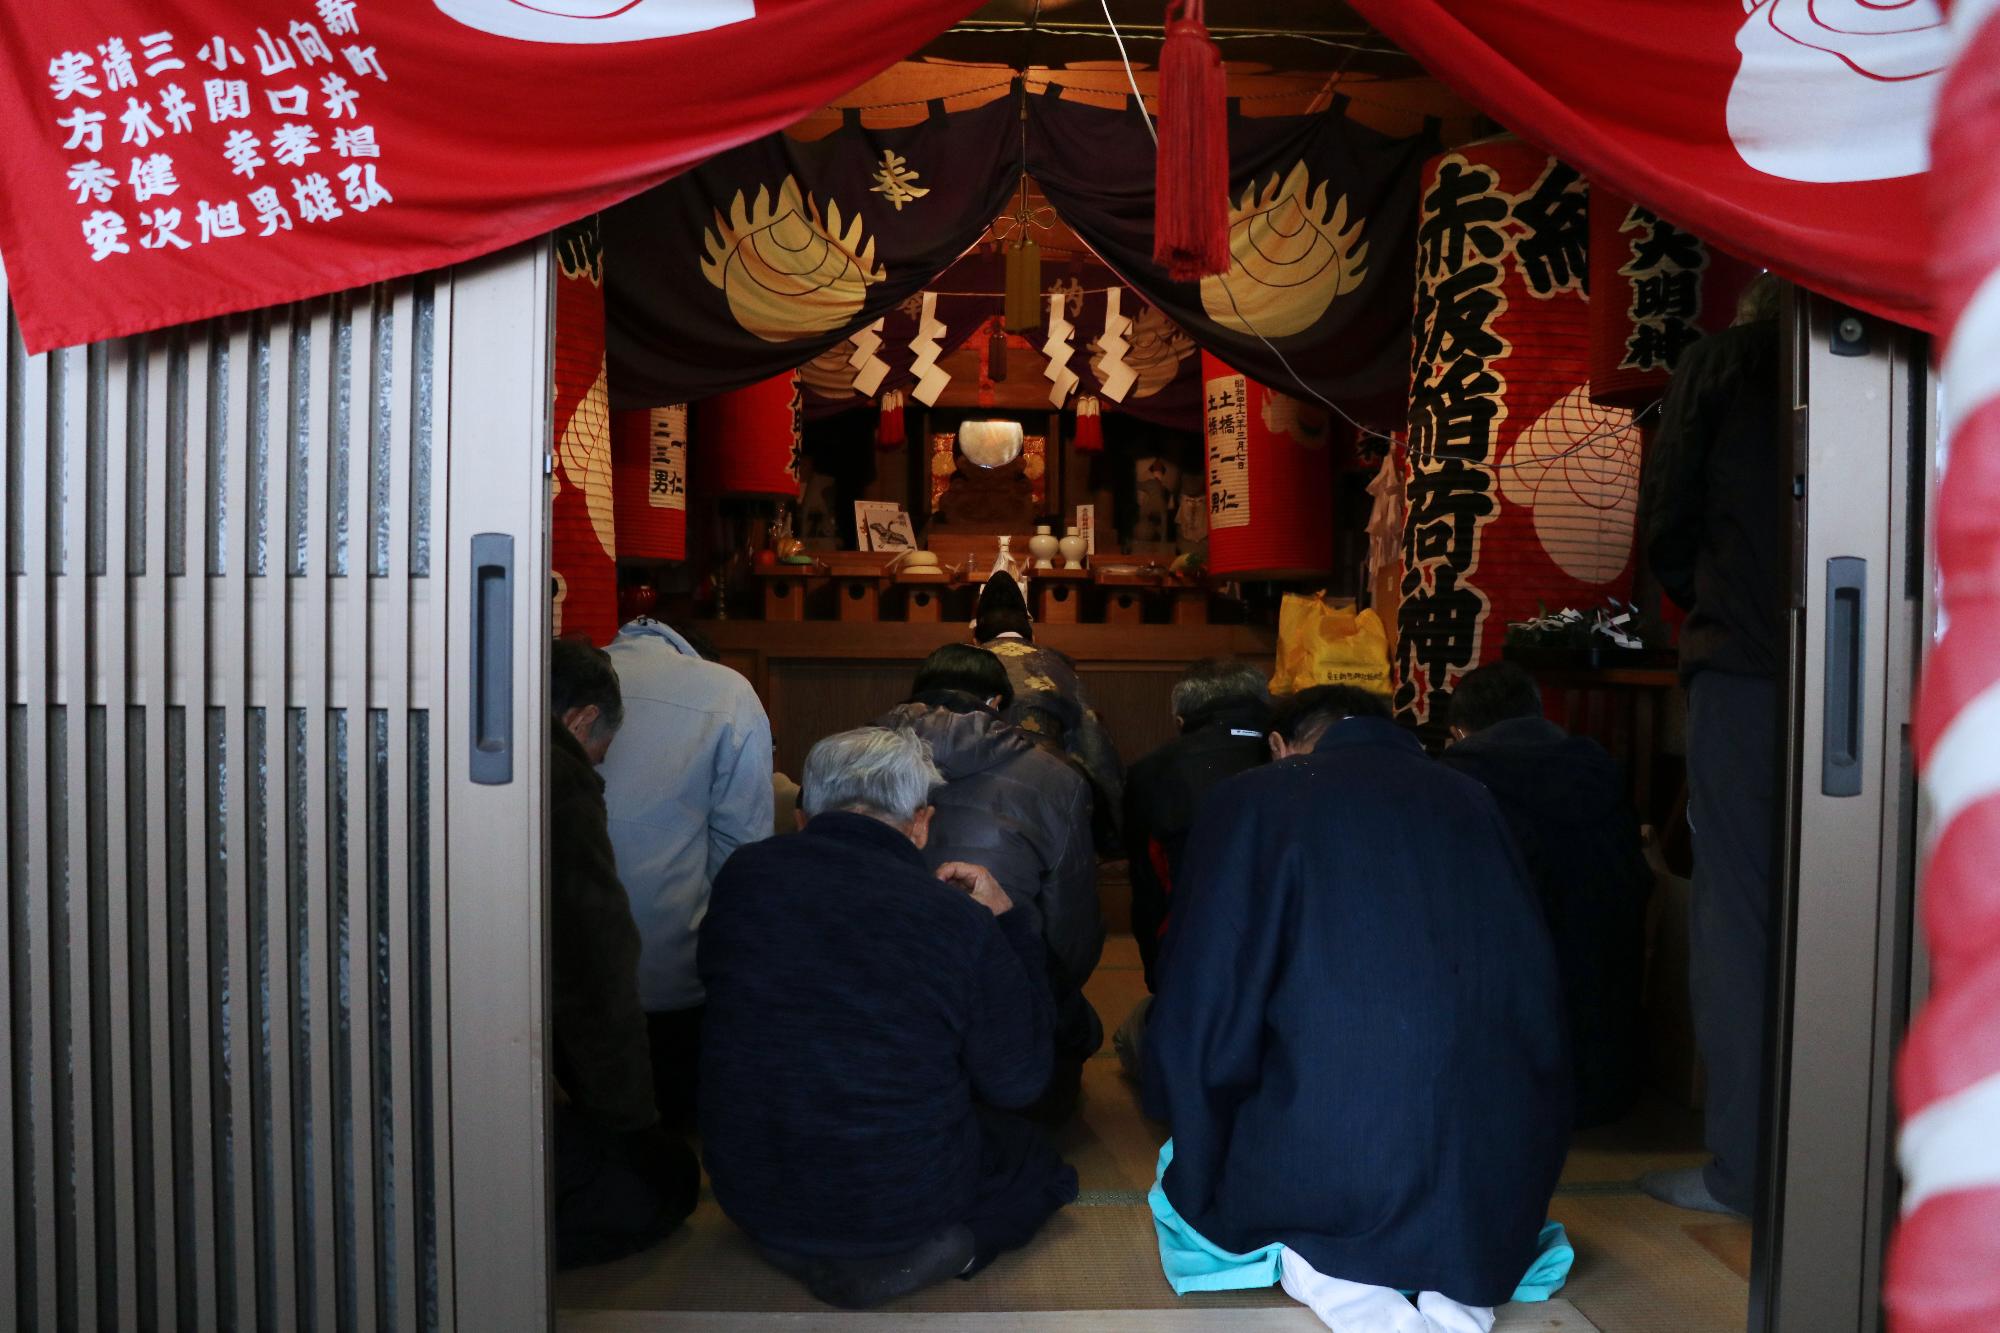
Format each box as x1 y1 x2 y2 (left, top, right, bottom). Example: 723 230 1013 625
557 933 1743 1333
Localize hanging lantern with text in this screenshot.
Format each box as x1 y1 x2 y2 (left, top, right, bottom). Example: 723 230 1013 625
693 372 804 499
551 220 620 646
1587 190 1758 410
1202 352 1335 579
612 405 689 561
1397 142 1643 722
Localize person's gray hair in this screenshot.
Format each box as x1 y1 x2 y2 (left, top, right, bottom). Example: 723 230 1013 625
800 725 944 825
1171 658 1271 720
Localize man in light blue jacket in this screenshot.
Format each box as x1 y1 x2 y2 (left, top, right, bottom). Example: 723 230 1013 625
601 618 774 1125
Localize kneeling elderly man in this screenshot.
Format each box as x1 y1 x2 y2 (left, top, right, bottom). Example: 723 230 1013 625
1144 687 1572 1333
698 725 1079 1309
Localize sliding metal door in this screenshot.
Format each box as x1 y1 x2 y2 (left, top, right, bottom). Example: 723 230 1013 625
1759 295 1930 1333
0 239 552 1330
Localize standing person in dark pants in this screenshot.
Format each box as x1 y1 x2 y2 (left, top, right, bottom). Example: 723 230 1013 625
1637 275 1785 1218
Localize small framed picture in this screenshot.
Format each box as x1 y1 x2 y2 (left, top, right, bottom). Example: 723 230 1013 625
855 501 917 553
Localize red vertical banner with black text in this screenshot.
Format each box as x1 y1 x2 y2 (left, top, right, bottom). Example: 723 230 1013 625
1396 140 1643 723
552 218 618 645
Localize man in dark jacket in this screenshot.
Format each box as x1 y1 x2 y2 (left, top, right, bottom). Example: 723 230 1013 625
973 572 1125 847
879 644 1103 1117
1441 661 1651 1128
1124 658 1273 991
547 638 700 1268
1637 275 1783 1217
699 726 1078 1309
1145 686 1570 1329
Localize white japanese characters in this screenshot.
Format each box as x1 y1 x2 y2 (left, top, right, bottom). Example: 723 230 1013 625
51 6 392 265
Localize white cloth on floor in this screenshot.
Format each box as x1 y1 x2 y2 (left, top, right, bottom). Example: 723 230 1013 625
1416 1290 1497 1333
1279 1247 1429 1333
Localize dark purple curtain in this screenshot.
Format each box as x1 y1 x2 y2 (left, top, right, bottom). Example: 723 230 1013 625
604 95 1019 411
1026 90 1432 426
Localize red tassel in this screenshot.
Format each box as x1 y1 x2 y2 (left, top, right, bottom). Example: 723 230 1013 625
876 389 905 451
1153 0 1230 282
1073 395 1105 452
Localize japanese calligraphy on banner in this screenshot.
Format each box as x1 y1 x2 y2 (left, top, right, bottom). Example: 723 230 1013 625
1345 0 1941 329
1204 370 1251 531
1587 190 1757 409
1396 141 1641 723
0 0 985 354
612 403 688 561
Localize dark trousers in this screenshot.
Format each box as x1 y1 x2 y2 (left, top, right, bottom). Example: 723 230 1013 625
552 1106 702 1270
648 1005 703 1129
1686 671 1778 1213
757 1106 1077 1287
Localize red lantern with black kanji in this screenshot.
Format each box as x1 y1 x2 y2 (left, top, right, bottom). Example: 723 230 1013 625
1588 189 1758 410
693 372 803 498
1201 352 1335 579
612 404 689 561
551 220 619 645
1397 141 1644 722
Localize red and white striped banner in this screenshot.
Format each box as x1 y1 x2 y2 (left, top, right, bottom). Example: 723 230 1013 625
1888 3 2000 1328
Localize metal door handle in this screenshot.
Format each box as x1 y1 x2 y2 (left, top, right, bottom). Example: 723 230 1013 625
469 533 514 785
1822 556 1865 797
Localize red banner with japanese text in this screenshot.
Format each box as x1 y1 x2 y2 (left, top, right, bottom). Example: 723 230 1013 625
1347 0 1944 330
0 0 982 354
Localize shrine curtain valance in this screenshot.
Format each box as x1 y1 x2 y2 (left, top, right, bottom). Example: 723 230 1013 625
1025 88 1433 426
604 95 1018 411
1343 0 1941 330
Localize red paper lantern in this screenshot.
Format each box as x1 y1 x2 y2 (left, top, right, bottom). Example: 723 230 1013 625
1397 142 1643 722
1587 189 1758 410
693 372 803 498
1201 352 1335 579
612 404 689 561
551 224 619 645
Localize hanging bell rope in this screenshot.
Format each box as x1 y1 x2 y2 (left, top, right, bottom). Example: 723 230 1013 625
1152 0 1230 281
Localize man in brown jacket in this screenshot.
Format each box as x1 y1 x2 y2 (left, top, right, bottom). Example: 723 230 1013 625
549 637 700 1267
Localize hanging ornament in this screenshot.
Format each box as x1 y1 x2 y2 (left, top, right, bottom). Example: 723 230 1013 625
1201 351 1335 578
1042 291 1080 407
1094 287 1139 402
1004 235 1044 332
908 290 951 406
876 388 907 451
611 404 689 561
692 371 803 498
1073 394 1105 452
1154 0 1230 281
849 315 891 396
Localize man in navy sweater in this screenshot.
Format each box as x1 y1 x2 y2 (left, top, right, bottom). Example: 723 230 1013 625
699 725 1079 1309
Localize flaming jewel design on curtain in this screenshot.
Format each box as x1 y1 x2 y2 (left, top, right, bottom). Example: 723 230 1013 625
1200 161 1369 337
701 175 885 341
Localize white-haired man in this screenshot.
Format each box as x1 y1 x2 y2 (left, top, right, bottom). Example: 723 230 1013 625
697 726 1079 1309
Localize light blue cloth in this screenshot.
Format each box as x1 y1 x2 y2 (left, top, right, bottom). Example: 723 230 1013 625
1148 1140 1574 1301
601 619 773 1012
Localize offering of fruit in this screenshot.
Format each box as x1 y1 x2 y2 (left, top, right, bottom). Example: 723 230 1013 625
752 548 778 572
776 536 806 559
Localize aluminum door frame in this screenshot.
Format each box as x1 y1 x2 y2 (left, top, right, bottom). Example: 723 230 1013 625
1756 294 1930 1333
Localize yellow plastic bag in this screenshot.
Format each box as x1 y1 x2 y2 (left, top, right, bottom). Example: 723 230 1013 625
1271 593 1393 697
